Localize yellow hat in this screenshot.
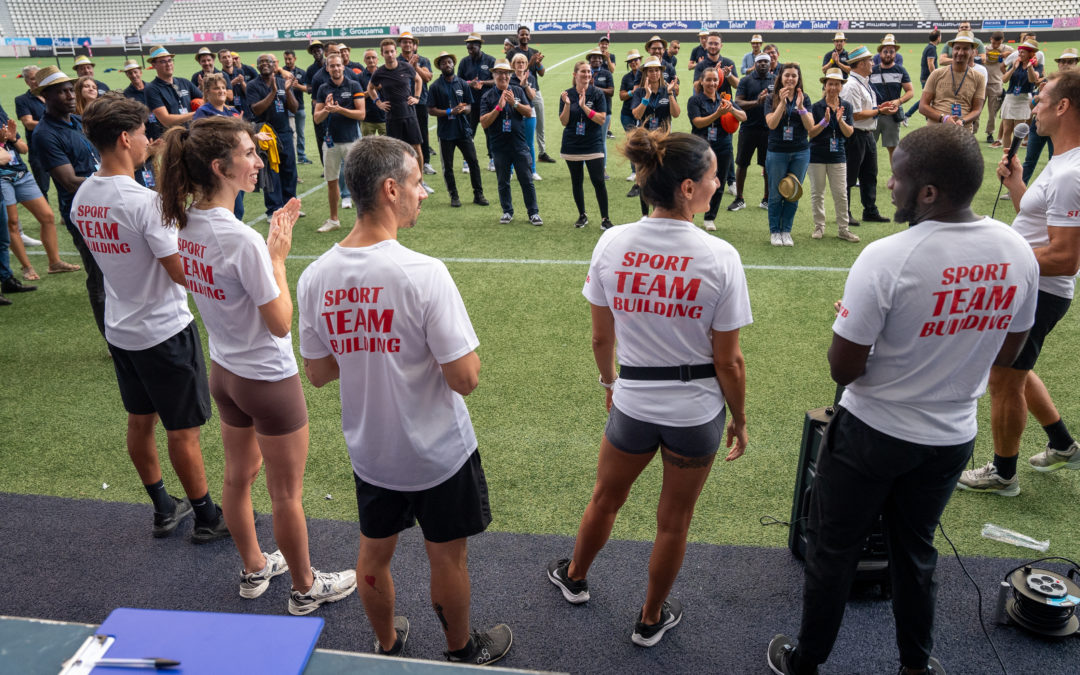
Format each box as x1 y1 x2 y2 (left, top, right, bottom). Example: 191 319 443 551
397 31 418 45
751 34 763 43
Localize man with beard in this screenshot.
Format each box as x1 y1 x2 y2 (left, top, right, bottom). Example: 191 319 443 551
767 124 1038 675
480 60 541 226
73 55 110 95
359 48 387 138
843 46 894 225
731 53 775 211
509 26 554 163
192 47 220 93
645 36 679 96
283 49 312 164
314 53 365 233
246 53 299 216
869 35 913 164
693 33 739 95
822 32 851 76
369 39 433 195
919 31 986 134
144 46 202 141
397 32 436 175
457 34 496 172
16 65 50 196
939 21 984 67
428 51 489 208
219 49 250 120
957 70 1080 496
742 34 764 75
305 40 328 162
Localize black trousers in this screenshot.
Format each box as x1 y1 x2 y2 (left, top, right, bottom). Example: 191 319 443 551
845 129 881 218
439 137 484 197
313 118 327 164
415 103 431 163
493 148 538 216
794 406 972 672
262 134 297 216
468 91 492 159
706 143 733 220
62 210 106 339
567 157 608 219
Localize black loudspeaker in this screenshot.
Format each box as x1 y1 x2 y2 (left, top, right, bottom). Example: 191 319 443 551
788 406 891 597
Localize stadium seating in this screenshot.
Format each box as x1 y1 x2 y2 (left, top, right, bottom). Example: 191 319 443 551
332 0 505 26
9 0 159 38
936 0 1074 20
517 0 712 22
728 0 921 21
151 0 321 33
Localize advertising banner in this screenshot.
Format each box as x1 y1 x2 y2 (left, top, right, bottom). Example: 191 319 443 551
597 22 629 31
340 26 392 37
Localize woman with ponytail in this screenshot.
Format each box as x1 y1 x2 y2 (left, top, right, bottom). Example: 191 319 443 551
547 127 750 648
158 116 356 615
559 61 610 230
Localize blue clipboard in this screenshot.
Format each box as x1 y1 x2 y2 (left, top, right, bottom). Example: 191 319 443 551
92 607 323 674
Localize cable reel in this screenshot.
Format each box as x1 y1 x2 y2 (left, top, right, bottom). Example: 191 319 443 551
998 565 1080 638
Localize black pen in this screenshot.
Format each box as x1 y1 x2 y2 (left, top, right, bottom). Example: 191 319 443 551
93 658 181 669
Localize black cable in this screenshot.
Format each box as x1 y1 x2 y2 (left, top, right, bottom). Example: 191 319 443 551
991 179 1006 220
759 514 791 527
938 521 1009 675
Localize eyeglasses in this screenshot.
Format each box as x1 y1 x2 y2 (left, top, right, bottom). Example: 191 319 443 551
155 58 174 64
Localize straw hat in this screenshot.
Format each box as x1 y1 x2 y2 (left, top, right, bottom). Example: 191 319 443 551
120 59 141 73
73 55 94 68
1055 47 1079 62
306 40 324 54
751 34 763 44
195 47 213 60
833 32 846 41
948 31 977 48
625 49 643 62
397 31 418 45
433 51 457 68
846 46 873 63
778 173 803 202
644 35 667 51
147 45 174 62
641 56 664 70
877 34 900 52
820 67 845 83
491 59 513 72
32 66 75 95
1017 39 1039 53
587 48 604 58
465 33 483 43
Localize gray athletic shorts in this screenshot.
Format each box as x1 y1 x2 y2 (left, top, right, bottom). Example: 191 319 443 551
604 405 725 458
874 113 901 148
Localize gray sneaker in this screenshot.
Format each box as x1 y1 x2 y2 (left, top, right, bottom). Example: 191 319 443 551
1029 441 1080 472
288 568 357 615
374 615 410 656
956 461 1020 497
239 550 289 599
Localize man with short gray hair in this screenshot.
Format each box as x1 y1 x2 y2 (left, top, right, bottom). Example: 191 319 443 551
297 135 512 666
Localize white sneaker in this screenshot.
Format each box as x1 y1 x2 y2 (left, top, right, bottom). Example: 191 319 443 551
423 163 436 175
726 183 737 197
770 233 782 246
488 159 496 172
317 219 341 233
462 161 470 174
956 461 1020 497
626 172 636 182
342 197 353 209
239 550 289 599
782 232 794 246
531 172 542 181
288 568 357 615
704 220 716 231
20 233 42 247
422 182 435 195
999 191 1011 200
1029 441 1080 472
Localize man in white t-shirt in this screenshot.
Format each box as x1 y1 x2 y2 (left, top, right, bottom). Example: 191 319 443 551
73 94 228 543
297 136 512 665
768 125 1038 675
957 70 1080 496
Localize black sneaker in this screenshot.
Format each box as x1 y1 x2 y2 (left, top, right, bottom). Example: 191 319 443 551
897 656 945 675
191 506 231 544
847 213 860 227
631 598 682 647
574 214 589 228
445 624 512 666
862 212 890 223
601 218 614 230
767 634 810 674
627 184 641 198
1 277 37 294
374 616 410 656
538 153 557 164
547 558 590 604
0 293 11 306
152 496 192 538
450 195 462 208
473 193 490 206
727 198 746 212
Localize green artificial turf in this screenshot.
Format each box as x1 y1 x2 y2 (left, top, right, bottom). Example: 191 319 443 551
1 40 1077 560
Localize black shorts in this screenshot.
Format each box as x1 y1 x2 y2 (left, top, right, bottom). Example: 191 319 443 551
1010 290 1071 371
386 114 423 146
107 322 211 431
736 125 769 168
604 405 725 458
353 449 491 543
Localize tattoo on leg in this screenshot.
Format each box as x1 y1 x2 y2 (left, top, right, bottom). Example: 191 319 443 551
433 602 449 631
661 449 713 469
364 574 380 594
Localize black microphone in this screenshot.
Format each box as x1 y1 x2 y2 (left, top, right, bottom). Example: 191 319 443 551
1006 122 1030 165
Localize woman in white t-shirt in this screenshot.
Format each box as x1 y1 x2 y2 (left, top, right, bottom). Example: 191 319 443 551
546 128 751 648
158 116 356 615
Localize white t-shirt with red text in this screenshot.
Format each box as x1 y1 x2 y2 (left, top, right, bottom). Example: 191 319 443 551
1010 146 1080 299
582 217 753 427
177 207 297 381
71 174 192 351
297 240 479 491
834 217 1038 445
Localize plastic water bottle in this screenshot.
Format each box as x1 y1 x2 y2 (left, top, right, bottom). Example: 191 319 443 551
981 523 1049 552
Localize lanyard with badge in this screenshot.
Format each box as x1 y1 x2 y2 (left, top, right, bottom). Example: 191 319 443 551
575 89 588 136
502 88 513 133
274 77 286 113
72 119 101 171
948 67 968 118
783 98 798 141
704 96 720 142
828 105 841 153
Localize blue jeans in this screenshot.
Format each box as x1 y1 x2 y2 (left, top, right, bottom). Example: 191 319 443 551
523 116 537 173
339 162 350 199
765 148 810 234
292 108 309 161
602 114 611 167
1022 129 1054 185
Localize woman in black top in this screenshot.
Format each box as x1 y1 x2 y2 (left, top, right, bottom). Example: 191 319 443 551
619 50 643 185
687 68 746 231
560 62 611 229
763 63 815 246
807 68 858 242
630 57 680 215
511 52 540 178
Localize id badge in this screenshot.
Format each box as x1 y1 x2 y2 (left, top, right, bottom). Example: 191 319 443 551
951 103 962 117
275 98 285 113
324 134 334 148
707 126 717 142
144 162 156 188
829 137 839 153
783 125 794 141
648 117 659 130
576 121 586 136
502 117 512 133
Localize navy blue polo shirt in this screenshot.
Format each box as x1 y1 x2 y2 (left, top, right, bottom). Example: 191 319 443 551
690 45 708 63
869 64 910 103
687 93 741 148
93 79 110 96
735 70 775 128
428 76 474 140
246 75 293 136
479 84 530 154
0 104 27 175
591 67 615 109
239 64 258 80
191 68 221 92
693 55 738 95
620 70 641 119
822 50 850 69
356 69 386 124
283 66 305 107
316 79 363 144
406 55 433 105
559 86 607 154
457 52 496 98
30 113 99 218
919 43 937 82
122 84 147 106
1006 59 1043 96
306 59 325 109
14 92 45 148
630 84 675 131
764 96 810 152
809 98 854 163
508 46 544 87
144 76 201 139
192 104 241 120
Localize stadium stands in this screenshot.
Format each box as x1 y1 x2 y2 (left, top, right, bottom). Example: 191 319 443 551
517 0 712 22
728 0 922 21
9 0 159 38
936 0 1074 20
332 0 505 26
151 0 321 33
